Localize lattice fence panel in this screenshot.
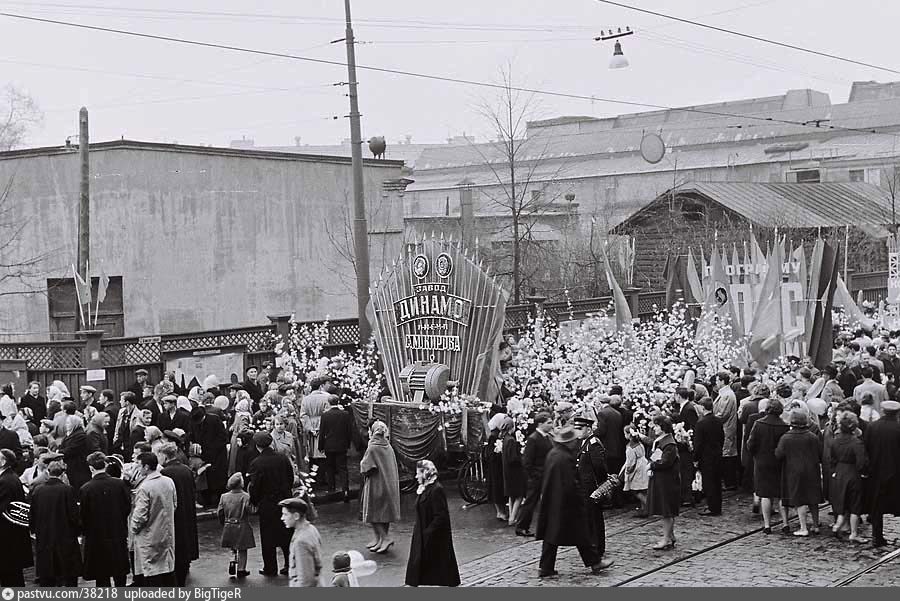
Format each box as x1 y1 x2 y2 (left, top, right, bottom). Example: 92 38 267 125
17 346 54 370
328 323 359 346
162 336 220 353
0 346 17 360
638 292 665 316
52 346 84 369
221 329 275 352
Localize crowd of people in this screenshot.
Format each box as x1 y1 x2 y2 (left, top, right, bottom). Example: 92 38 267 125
0 363 419 588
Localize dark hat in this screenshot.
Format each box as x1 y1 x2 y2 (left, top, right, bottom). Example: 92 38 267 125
228 383 244 391
252 431 273 448
278 497 308 514
552 425 579 444
572 416 595 428
135 369 149 376
190 407 207 423
245 365 259 372
162 430 183 443
332 552 351 573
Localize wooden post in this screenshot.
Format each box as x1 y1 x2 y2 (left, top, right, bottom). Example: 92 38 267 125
77 108 90 332
79 329 105 388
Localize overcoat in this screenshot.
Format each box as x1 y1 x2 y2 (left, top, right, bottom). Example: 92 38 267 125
746 414 789 498
161 460 200 564
60 428 91 497
487 431 506 504
647 433 680 517
501 434 527 498
359 436 401 524
158 408 192 435
405 482 460 587
130 470 177 577
217 490 255 550
827 432 867 516
29 477 83 579
80 472 132 581
775 427 823 508
0 467 33 571
535 443 593 547
864 416 900 515
191 413 229 496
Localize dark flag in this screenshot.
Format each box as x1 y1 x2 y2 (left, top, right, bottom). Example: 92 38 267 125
807 239 840 369
663 254 700 309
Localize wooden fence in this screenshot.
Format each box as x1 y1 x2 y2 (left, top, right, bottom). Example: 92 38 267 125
0 271 887 392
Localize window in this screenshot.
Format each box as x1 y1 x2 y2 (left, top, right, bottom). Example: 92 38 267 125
47 276 124 339
790 169 820 183
849 169 865 182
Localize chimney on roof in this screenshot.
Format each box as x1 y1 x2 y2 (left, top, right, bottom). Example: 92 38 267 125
294 136 302 147
229 136 255 149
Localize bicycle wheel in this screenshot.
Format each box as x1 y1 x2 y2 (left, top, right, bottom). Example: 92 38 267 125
458 453 488 504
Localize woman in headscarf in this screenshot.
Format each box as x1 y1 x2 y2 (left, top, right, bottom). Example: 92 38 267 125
128 408 152 457
827 412 868 543
775 407 823 536
405 459 460 587
144 425 165 454
486 412 509 522
746 398 790 534
187 386 204 408
227 398 253 476
51 380 70 401
0 395 32 450
360 420 400 554
176 396 194 413
60 414 90 497
85 411 110 454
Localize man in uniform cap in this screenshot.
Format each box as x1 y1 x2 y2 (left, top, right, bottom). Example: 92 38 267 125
250 430 294 576
128 369 150 405
80 385 98 421
573 415 614 567
535 425 610 579
864 399 900 547
279 497 322 587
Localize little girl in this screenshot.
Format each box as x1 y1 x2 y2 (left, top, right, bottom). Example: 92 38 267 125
217 473 256 579
622 425 650 517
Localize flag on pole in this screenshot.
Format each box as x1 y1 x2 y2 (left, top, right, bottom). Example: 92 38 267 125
686 248 704 305
807 239 840 368
833 274 873 331
602 249 633 330
696 245 743 351
97 266 110 305
72 265 91 306
749 240 784 367
804 238 825 352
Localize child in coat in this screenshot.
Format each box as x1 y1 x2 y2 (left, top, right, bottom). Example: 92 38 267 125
623 425 650 516
330 552 358 587
217 472 256 579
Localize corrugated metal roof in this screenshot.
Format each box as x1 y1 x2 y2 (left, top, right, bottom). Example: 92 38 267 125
663 182 895 232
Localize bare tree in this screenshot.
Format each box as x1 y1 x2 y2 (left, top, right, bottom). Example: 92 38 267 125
0 176 56 299
470 64 570 304
0 85 42 151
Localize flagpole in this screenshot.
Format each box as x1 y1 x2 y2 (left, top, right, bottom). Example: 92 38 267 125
843 225 850 284
94 281 102 329
72 264 86 330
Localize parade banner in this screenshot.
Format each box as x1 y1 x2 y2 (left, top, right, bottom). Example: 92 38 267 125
368 233 508 404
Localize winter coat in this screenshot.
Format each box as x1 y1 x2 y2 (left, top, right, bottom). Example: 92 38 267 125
713 387 738 457
595 405 625 460
161 460 200 565
693 413 725 470
158 408 192 435
359 435 401 524
60 428 91 497
522 430 553 484
0 467 33 571
130 470 177 577
623 441 649 491
319 406 353 454
80 472 132 581
536 442 593 547
217 490 255 550
501 434 527 498
827 432 867 516
29 477 83 580
191 412 229 496
746 414 790 499
487 431 506 504
405 482 460 587
775 427 823 508
864 416 900 515
647 433 680 518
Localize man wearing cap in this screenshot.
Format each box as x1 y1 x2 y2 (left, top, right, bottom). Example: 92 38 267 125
573 415 614 566
535 425 608 579
864 399 900 548
80 452 131 587
128 369 150 405
80 385 98 422
279 497 322 587
249 431 294 577
29 460 83 586
158 394 191 434
243 366 265 410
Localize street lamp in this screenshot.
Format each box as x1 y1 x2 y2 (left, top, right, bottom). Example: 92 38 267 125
594 27 634 69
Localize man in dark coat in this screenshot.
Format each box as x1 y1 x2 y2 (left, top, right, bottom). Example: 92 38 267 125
595 396 625 508
242 366 265 410
673 387 699 506
864 400 900 548
19 381 47 425
29 460 83 586
249 431 294 577
573 416 614 565
0 449 32 586
0 422 23 467
693 397 725 516
129 369 150 405
80 451 131 587
515 412 553 536
190 406 228 507
318 400 353 500
98 389 120 451
158 395 192 433
159 442 199 585
535 426 607 579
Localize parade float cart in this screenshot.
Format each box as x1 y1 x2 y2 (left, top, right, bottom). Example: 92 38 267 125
363 234 508 503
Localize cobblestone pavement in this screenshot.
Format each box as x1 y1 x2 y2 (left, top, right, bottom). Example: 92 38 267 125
460 492 900 587
842 553 900 587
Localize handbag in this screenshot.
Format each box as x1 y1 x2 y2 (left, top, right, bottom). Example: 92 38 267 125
590 474 621 504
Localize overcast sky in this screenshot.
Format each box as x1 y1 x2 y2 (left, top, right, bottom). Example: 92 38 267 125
1 0 898 149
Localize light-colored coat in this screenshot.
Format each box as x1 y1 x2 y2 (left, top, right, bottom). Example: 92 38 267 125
300 391 331 460
130 470 178 577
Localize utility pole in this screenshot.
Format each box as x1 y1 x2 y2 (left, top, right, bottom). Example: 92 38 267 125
343 0 371 346
77 107 90 331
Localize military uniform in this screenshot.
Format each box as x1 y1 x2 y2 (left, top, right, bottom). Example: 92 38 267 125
576 433 609 558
